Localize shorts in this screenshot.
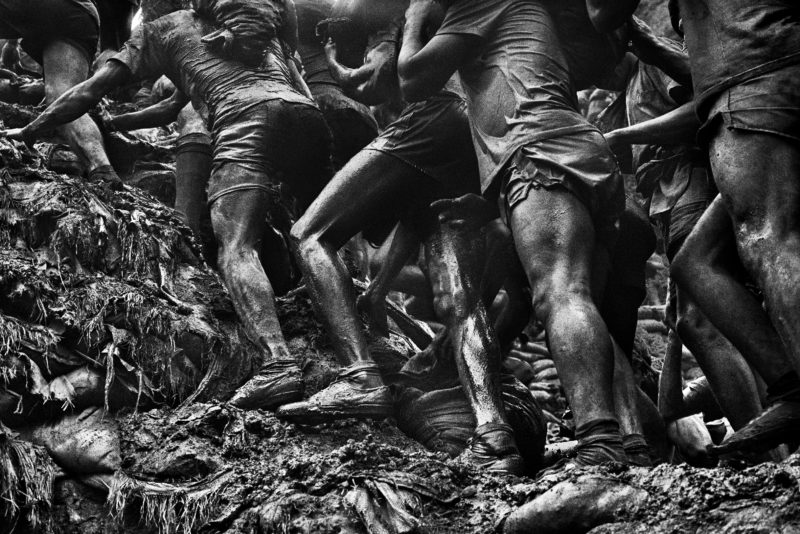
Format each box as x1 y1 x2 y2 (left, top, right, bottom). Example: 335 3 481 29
364 92 480 200
0 0 99 63
498 128 624 251
309 83 379 168
208 99 333 209
699 64 800 145
655 166 716 262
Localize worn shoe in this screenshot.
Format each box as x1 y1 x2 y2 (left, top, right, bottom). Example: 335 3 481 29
229 359 303 410
537 432 627 479
464 422 524 476
622 433 653 467
710 400 800 455
276 363 393 424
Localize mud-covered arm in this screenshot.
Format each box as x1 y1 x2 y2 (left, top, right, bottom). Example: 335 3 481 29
658 331 687 421
397 0 480 102
325 39 395 105
629 16 692 88
3 61 132 143
605 101 698 149
586 0 640 33
107 89 189 132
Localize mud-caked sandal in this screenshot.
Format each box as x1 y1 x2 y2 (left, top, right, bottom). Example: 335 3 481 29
276 362 392 425
537 432 627 479
229 359 303 410
464 422 524 476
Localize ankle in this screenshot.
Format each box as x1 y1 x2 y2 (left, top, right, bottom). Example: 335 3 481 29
343 362 384 388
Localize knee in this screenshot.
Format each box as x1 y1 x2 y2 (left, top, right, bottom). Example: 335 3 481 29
217 241 257 275
675 299 708 342
530 278 593 324
289 217 322 257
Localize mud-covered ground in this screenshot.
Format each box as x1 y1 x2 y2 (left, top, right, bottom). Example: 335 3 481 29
3 7 800 530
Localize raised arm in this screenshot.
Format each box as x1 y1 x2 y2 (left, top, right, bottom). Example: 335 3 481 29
605 100 699 149
585 0 640 33
325 38 397 105
397 0 480 102
4 61 131 144
107 89 189 132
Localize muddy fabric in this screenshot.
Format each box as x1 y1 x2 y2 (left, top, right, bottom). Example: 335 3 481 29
0 0 99 63
194 0 285 67
111 10 309 124
550 0 627 90
437 0 593 193
699 65 800 145
208 100 332 206
498 131 624 250
311 83 378 168
365 91 478 196
674 0 800 117
112 10 323 178
657 169 717 261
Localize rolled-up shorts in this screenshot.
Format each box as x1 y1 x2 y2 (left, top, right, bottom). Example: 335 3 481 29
362 92 481 242
498 127 625 252
208 98 333 210
0 0 98 63
657 165 716 262
365 92 480 200
699 64 800 145
309 83 378 168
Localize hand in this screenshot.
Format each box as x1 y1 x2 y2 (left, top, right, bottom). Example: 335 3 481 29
0 127 34 147
628 15 662 64
430 193 495 231
99 108 118 133
324 38 337 62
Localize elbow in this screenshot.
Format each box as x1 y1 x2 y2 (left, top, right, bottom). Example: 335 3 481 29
397 57 435 102
398 77 429 103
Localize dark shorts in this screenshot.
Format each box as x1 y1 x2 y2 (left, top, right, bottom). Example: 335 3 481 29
0 0 98 63
364 92 480 199
655 166 717 262
699 64 800 145
498 128 624 251
310 83 379 168
208 99 333 209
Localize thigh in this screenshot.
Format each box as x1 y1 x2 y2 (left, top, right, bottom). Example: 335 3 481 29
507 184 596 299
211 184 272 249
294 149 429 249
709 127 800 231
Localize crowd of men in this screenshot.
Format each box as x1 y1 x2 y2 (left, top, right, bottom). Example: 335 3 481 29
0 0 798 478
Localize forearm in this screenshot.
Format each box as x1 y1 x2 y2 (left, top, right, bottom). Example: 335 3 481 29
110 98 183 131
25 82 101 137
658 330 688 421
609 101 698 146
367 222 421 300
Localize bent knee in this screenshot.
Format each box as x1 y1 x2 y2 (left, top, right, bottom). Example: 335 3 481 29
530 280 593 322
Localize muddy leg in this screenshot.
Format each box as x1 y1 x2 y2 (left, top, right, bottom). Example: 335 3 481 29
425 198 522 474
212 189 291 360
509 187 625 467
174 104 211 235
41 40 111 173
676 291 762 431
